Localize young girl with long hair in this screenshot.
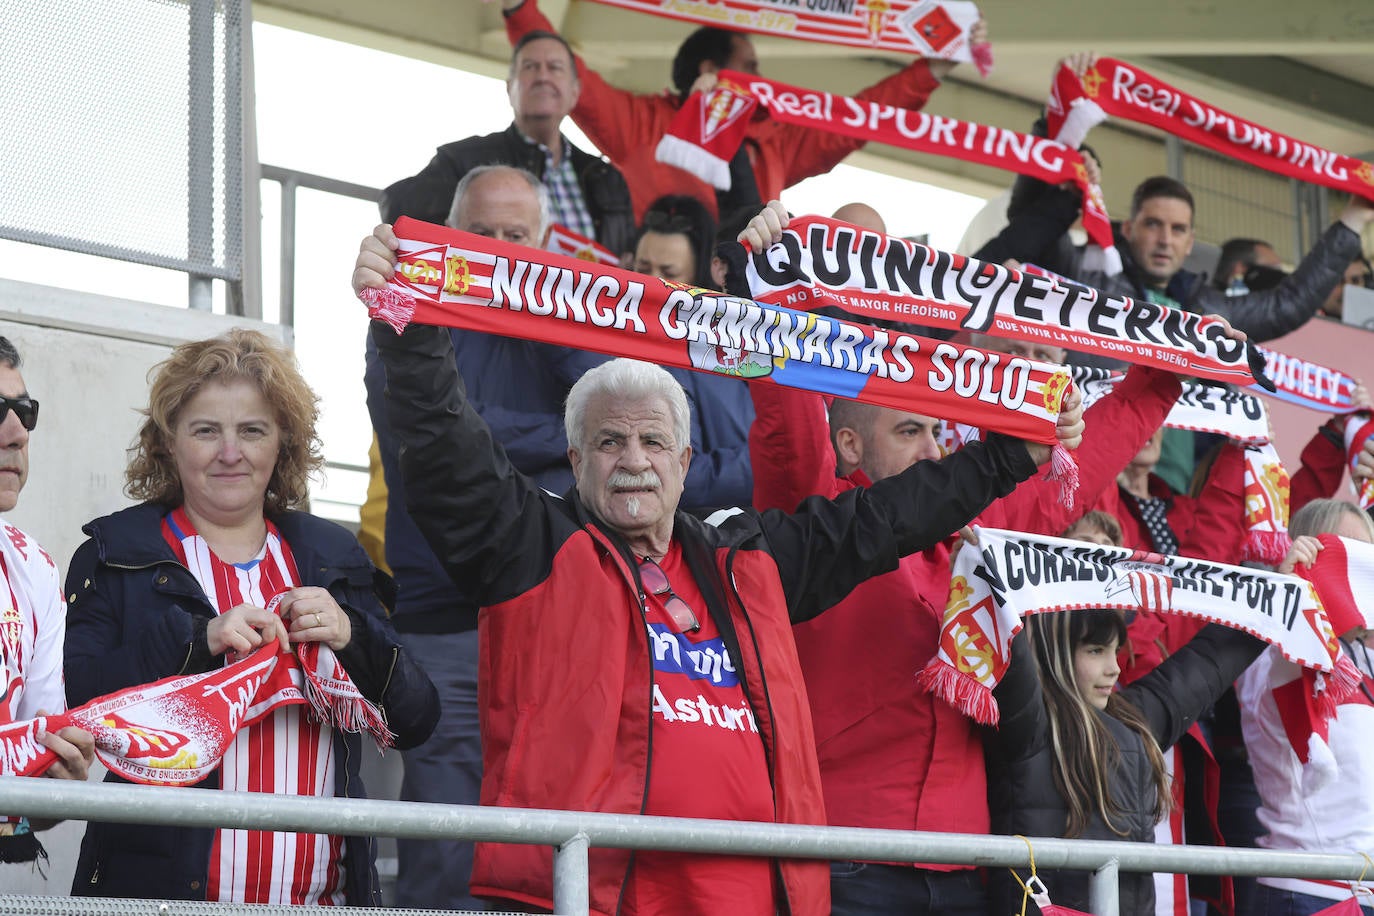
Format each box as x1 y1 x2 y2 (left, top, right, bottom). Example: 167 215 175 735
987 605 1264 914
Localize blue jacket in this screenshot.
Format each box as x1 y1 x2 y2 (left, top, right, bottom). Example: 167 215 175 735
63 502 440 904
363 329 754 630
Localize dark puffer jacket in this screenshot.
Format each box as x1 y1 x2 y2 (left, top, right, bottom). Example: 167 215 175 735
63 504 440 904
986 622 1264 915
380 123 636 258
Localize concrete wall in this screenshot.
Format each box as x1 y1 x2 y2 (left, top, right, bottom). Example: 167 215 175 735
0 279 286 895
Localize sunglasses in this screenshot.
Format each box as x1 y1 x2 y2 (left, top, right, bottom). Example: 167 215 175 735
0 396 38 431
638 556 700 634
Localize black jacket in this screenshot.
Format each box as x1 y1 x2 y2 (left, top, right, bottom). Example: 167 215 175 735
64 503 440 904
380 123 636 258
986 623 1264 915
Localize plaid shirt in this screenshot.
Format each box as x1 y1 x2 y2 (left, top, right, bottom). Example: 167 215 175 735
522 132 597 241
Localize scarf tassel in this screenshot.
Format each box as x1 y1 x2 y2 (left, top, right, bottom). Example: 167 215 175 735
1242 530 1293 567
1046 444 1080 510
916 659 999 726
361 286 417 336
299 667 395 750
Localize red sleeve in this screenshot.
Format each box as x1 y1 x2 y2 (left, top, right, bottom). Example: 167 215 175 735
748 383 848 510
980 366 1182 535
1175 443 1247 565
504 1 667 166
1290 426 1347 514
748 60 941 200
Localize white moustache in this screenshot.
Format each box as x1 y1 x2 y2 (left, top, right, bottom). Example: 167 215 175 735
608 470 661 490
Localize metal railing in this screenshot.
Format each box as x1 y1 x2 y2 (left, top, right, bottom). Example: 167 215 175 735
2 777 1370 916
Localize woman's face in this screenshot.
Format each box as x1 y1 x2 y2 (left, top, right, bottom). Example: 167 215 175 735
634 231 696 284
1074 635 1122 711
170 378 281 526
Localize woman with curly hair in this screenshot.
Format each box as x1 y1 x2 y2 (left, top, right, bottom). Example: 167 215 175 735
63 328 438 904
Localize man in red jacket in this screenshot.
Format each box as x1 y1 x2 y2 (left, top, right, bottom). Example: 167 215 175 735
355 219 1083 916
502 0 983 220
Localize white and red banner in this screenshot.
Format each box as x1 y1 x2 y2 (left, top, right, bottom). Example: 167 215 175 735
665 72 1112 253
1 598 392 783
546 223 620 267
364 217 1075 448
1343 414 1374 511
1046 58 1374 201
1251 348 1361 414
1073 367 1270 445
917 528 1352 726
738 214 1270 387
585 0 988 68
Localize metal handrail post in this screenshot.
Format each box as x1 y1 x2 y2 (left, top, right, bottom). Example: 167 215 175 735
553 832 591 916
1089 857 1120 916
279 175 298 328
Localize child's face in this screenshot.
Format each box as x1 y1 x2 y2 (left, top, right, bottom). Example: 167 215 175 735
1074 637 1122 710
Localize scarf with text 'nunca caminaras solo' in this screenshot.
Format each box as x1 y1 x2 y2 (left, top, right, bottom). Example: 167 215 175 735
363 218 1078 463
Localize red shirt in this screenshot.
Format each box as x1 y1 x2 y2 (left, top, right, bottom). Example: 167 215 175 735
627 542 776 915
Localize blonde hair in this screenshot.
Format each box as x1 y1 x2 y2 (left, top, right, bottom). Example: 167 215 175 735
126 328 323 513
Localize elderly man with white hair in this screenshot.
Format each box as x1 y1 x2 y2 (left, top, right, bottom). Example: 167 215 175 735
352 222 1084 916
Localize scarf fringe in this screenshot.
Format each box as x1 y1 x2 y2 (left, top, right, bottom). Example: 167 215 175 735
361 286 416 335
0 826 47 866
916 659 999 725
1051 98 1106 152
1079 243 1123 277
1325 655 1363 709
971 42 994 78
299 666 395 750
1242 530 1292 566
1046 444 1080 509
654 133 732 190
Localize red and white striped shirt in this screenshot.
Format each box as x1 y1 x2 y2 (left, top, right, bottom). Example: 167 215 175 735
162 507 344 905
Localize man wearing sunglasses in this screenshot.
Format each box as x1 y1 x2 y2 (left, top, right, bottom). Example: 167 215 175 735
356 223 1085 916
0 336 95 866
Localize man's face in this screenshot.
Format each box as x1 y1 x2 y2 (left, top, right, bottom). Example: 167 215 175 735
569 393 690 542
723 35 759 75
508 37 579 125
1122 196 1195 288
1130 428 1165 473
853 410 943 482
453 171 544 247
0 365 32 513
1323 258 1372 318
976 334 1066 365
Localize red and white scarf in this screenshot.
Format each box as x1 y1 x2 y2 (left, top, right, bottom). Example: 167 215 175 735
365 217 1075 453
0 608 392 783
1250 348 1361 413
738 214 1269 387
587 0 990 71
1046 58 1374 200
658 72 1113 255
546 223 620 267
1343 413 1374 511
917 527 1356 727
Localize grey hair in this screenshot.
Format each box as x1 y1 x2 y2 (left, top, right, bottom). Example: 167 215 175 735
447 164 552 242
564 359 691 453
1289 498 1374 541
0 337 21 370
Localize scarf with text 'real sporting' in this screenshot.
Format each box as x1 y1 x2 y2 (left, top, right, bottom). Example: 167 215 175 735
657 70 1112 261
1045 58 1374 201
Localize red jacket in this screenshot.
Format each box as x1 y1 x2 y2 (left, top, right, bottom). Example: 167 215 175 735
375 322 1040 915
750 366 1182 845
1290 424 1347 515
505 1 942 220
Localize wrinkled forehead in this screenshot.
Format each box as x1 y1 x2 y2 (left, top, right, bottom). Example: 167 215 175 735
583 394 677 438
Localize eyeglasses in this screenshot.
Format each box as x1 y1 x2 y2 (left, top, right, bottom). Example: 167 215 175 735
638 556 700 634
0 396 38 431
